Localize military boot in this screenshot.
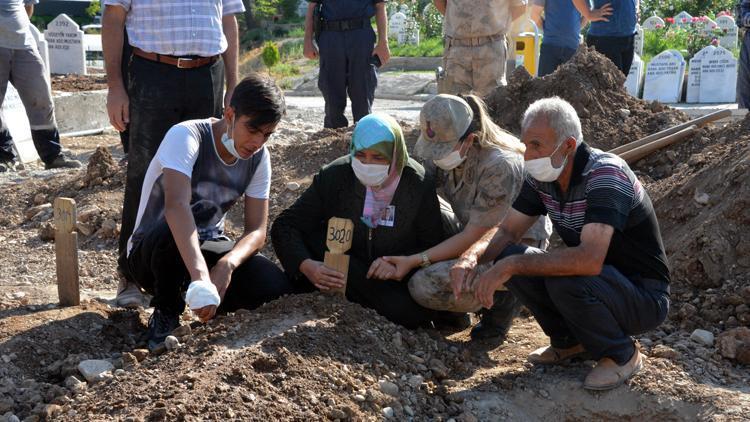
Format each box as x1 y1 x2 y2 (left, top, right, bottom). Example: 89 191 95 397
470 290 522 342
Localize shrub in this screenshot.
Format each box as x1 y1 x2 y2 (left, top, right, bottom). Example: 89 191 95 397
641 0 736 21
262 42 281 68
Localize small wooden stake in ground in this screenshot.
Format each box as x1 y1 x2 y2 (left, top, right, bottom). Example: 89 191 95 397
54 197 79 306
324 217 353 296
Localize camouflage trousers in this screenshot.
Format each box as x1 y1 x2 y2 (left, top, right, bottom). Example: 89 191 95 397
439 37 508 97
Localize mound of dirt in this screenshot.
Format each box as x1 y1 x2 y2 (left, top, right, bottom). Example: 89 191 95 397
484 46 688 156
61 294 477 421
51 74 108 92
83 146 119 187
650 115 750 331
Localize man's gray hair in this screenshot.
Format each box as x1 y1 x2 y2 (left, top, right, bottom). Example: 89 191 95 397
521 97 583 147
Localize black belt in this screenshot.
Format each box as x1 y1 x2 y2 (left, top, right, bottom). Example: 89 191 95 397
320 17 370 32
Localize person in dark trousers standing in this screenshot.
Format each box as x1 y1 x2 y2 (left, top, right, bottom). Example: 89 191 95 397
584 0 638 75
303 0 390 129
0 0 82 172
123 74 294 351
271 113 446 328
454 97 669 390
118 29 131 162
531 0 612 76
102 0 244 307
738 0 750 108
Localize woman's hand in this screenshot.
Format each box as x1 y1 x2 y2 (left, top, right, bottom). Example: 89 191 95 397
300 259 345 291
380 255 420 281
367 257 398 280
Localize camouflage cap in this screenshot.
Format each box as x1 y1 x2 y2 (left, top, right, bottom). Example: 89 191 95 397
414 94 474 161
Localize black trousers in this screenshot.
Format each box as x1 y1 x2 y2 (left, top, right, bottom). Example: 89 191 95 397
538 43 578 77
124 206 293 315
117 55 224 262
585 34 635 75
500 244 669 365
119 31 132 154
294 256 436 329
317 27 378 128
738 31 750 109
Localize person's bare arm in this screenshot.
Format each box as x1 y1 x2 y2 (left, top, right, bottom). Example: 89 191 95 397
510 4 526 22
372 2 390 65
530 4 544 28
221 14 239 108
209 196 268 303
25 3 33 17
102 5 129 132
303 2 318 59
434 0 447 15
572 0 612 22
474 222 614 308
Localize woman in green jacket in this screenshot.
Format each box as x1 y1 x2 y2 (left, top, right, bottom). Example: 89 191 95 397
271 113 445 328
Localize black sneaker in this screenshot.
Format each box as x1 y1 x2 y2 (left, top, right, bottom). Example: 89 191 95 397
147 308 180 352
433 311 472 332
44 154 82 169
0 158 17 173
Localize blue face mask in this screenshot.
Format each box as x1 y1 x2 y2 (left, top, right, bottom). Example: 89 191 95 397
220 118 248 160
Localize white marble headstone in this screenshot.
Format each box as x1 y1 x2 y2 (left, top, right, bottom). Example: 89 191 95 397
633 24 644 56
643 50 685 103
716 15 738 50
700 16 718 35
0 84 40 163
44 14 86 75
389 12 407 41
625 54 644 97
399 4 410 16
297 0 308 18
399 19 420 45
699 46 737 103
673 11 693 28
686 45 716 103
642 16 665 30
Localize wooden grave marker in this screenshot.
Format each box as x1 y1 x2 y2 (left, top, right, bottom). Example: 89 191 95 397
323 217 353 296
54 197 80 306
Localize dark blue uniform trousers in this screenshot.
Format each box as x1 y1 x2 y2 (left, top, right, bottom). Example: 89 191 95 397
499 244 670 365
317 27 378 128
738 31 750 109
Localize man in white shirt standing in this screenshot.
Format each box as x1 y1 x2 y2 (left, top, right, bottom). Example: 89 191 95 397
122 74 294 351
102 0 244 307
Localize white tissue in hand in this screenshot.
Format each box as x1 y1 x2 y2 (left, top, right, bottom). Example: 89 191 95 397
185 279 220 310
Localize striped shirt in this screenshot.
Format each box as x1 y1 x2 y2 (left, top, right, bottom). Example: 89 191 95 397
103 0 245 57
513 144 670 283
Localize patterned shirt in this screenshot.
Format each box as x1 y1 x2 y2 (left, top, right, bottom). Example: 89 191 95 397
444 0 527 39
437 145 551 241
512 144 670 283
103 0 245 57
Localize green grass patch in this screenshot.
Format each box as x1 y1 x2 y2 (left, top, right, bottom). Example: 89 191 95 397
388 37 443 57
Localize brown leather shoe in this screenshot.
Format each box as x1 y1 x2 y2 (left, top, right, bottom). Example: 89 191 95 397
528 344 588 365
584 348 644 391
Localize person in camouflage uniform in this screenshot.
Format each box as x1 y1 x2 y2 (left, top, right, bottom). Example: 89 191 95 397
372 94 551 342
434 0 527 96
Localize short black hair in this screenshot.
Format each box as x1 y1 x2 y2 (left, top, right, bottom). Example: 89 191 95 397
230 73 286 129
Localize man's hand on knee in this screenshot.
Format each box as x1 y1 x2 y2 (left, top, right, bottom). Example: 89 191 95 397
450 257 477 300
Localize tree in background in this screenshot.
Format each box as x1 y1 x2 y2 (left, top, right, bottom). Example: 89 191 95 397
641 0 737 20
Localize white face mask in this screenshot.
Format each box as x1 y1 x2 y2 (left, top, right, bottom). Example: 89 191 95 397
351 157 389 187
220 118 248 160
525 141 569 182
433 150 466 171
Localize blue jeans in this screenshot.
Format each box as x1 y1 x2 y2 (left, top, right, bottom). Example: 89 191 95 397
499 244 669 365
538 43 578 77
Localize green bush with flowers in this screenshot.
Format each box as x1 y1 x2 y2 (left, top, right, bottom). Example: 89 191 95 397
642 12 739 62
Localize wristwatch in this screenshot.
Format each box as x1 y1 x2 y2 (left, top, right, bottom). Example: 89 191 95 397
420 252 431 268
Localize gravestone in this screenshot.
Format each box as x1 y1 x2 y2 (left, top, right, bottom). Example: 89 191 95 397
699 46 737 103
673 11 693 28
700 16 718 35
44 14 86 75
642 16 665 30
399 4 410 16
27 25 51 89
389 12 407 41
643 49 685 103
625 54 644 97
0 84 40 163
297 0 307 18
398 18 419 45
633 24 644 56
687 45 716 103
716 15 738 50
